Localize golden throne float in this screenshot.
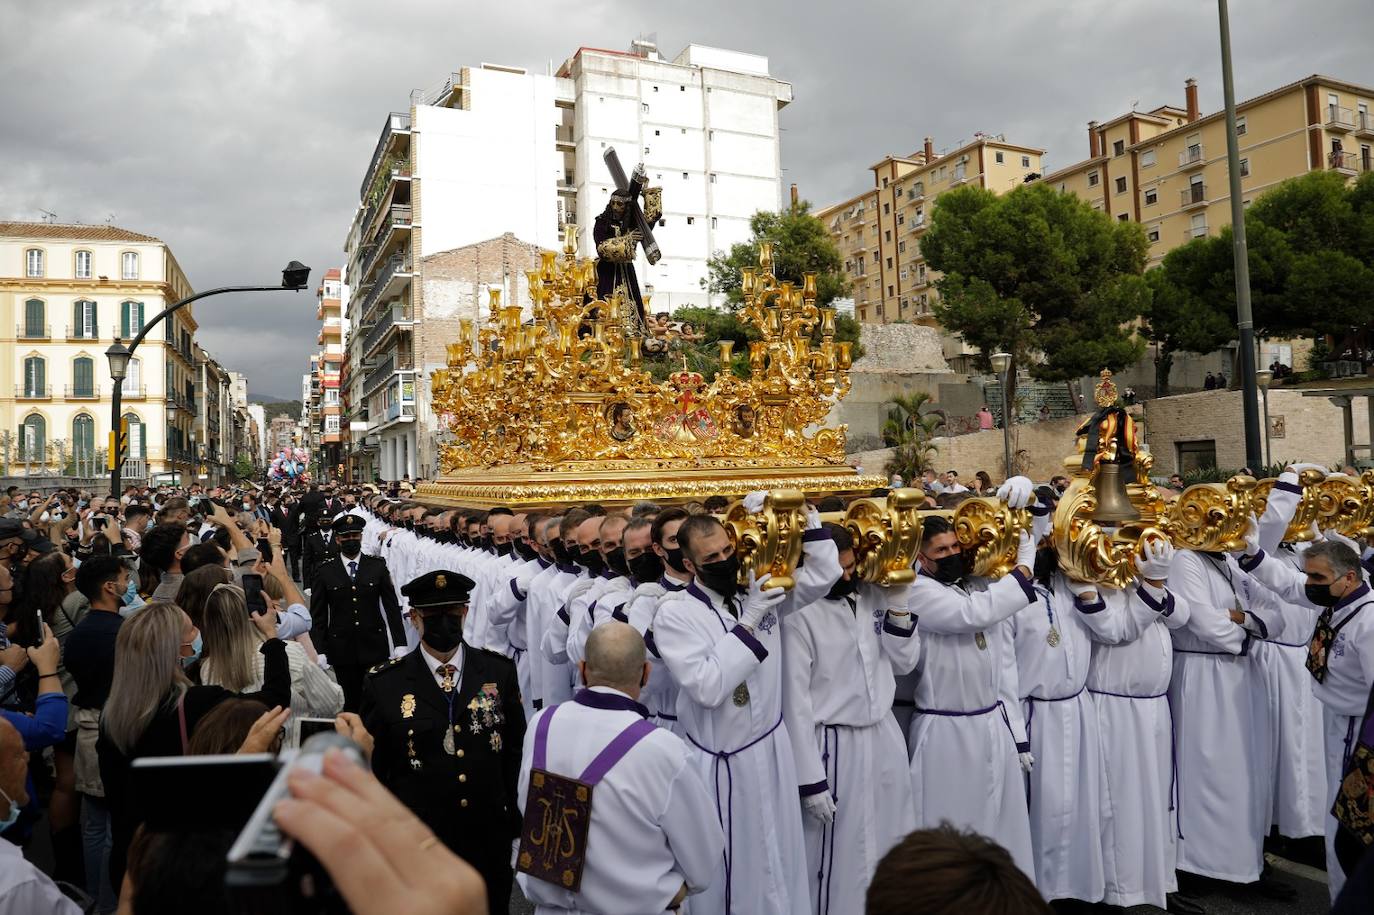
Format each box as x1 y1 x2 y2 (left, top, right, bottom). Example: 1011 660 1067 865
419 235 883 508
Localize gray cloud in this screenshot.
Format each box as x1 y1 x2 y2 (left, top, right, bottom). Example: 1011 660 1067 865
2 0 1369 396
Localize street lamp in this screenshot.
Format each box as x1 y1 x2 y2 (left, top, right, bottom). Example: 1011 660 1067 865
105 260 311 497
1256 368 1273 467
990 352 1014 480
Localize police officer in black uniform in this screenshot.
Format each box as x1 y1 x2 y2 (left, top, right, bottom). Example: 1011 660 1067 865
300 504 337 591
309 514 405 711
361 570 525 915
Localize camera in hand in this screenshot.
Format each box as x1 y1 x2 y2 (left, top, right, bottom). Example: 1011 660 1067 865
131 731 363 914
242 573 268 617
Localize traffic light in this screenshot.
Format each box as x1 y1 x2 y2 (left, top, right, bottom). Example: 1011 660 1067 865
108 418 130 470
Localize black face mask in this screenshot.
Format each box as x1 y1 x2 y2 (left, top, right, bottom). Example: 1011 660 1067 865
629 551 664 584
695 554 741 596
1033 548 1059 585
338 539 362 559
663 546 687 575
578 547 606 575
826 574 859 600
420 613 463 653
552 541 572 564
514 539 538 562
496 541 513 557
605 546 629 577
1305 581 1345 608
481 534 495 553
924 552 965 585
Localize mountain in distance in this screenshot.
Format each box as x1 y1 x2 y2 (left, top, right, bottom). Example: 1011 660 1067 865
252 398 304 420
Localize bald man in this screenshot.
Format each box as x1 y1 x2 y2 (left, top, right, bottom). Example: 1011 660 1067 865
516 623 722 914
0 718 83 912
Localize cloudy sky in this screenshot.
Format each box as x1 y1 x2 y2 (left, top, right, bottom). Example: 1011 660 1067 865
2 0 1369 398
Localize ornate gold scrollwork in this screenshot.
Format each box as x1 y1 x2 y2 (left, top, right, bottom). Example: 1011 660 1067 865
720 490 806 591
1317 471 1374 539
1162 476 1259 553
953 496 1034 580
1251 468 1328 544
818 487 926 586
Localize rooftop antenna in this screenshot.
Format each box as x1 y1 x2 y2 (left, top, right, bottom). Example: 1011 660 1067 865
38 209 57 224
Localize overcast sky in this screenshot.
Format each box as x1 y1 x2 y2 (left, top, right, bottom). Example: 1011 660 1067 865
2 0 1369 398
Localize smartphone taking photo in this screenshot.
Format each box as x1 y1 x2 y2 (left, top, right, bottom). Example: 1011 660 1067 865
242 573 268 618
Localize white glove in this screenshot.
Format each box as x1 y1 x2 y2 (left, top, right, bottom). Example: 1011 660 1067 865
1135 538 1175 581
739 571 786 630
802 792 836 824
1286 462 1329 478
742 491 767 515
996 475 1034 510
316 653 329 670
1324 528 1361 556
805 505 821 531
1014 530 1035 572
1019 752 1035 773
1233 514 1260 557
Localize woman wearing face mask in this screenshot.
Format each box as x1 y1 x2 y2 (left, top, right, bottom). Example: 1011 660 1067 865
199 583 341 748
97 600 290 889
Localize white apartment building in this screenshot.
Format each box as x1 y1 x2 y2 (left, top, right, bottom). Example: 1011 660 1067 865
0 222 199 483
342 39 791 482
562 42 793 311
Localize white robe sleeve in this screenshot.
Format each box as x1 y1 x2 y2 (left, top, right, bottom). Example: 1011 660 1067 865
1169 550 1249 654
655 600 770 710
871 586 920 674
781 529 842 614
995 619 1029 751
1255 472 1302 556
1240 550 1315 611
660 748 728 895
781 614 828 793
909 569 1037 634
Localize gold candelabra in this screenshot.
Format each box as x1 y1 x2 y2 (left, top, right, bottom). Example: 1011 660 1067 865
422 234 878 508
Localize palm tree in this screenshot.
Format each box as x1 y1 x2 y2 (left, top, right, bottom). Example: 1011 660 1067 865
882 392 945 482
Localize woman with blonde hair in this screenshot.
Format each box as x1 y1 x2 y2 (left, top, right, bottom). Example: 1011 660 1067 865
199 583 342 748
97 600 289 887
173 564 232 630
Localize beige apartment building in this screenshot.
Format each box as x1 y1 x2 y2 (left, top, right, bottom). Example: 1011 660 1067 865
1044 74 1374 267
0 222 199 483
817 135 1045 325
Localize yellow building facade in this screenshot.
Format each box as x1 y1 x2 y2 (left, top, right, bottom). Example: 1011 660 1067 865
0 223 198 483
817 135 1045 325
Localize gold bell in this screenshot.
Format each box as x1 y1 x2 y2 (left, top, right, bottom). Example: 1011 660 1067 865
1091 462 1140 523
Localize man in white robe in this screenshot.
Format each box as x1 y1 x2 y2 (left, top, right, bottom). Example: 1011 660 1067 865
655 510 840 915
567 514 632 667
782 523 918 915
485 512 546 723
905 500 1038 882
1168 544 1287 896
531 510 594 710
516 623 723 914
624 508 691 733
1239 532 1374 899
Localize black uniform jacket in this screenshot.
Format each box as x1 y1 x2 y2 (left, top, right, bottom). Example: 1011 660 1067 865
308 554 405 667
360 645 525 867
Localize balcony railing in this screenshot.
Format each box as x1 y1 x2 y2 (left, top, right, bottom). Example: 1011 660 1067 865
1178 145 1205 168
1329 151 1359 174
17 324 50 340
1326 105 1355 132
120 384 148 399
363 303 414 355
357 253 412 321
364 354 414 395
1357 112 1374 137
359 207 413 281
64 385 99 399
66 326 100 342
1180 184 1208 208
359 112 412 201
16 385 52 399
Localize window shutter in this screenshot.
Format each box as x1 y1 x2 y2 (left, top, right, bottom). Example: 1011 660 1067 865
75 358 93 396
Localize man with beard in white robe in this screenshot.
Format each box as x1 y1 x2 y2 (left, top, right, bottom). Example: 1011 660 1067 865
1168 543 1291 900
655 509 840 915
782 523 918 915
1238 530 1374 900
485 512 547 723
1013 539 1175 904
905 477 1038 882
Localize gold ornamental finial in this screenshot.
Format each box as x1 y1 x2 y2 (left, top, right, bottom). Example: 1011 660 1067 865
1094 368 1118 408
